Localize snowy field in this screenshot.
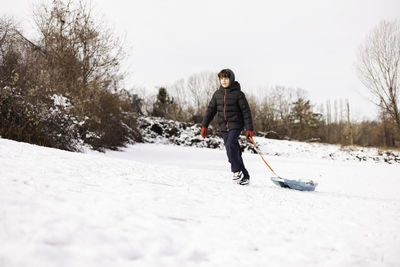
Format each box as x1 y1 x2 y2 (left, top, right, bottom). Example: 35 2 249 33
1 137 400 267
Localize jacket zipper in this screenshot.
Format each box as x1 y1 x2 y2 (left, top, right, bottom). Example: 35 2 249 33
224 89 229 130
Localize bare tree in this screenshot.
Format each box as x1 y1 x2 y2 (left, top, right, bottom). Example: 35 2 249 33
33 0 126 98
186 71 219 116
31 0 136 150
345 99 353 145
357 20 400 133
167 71 219 122
0 16 20 84
0 16 16 56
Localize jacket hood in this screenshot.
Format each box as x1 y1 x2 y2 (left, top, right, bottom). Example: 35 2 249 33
226 68 235 86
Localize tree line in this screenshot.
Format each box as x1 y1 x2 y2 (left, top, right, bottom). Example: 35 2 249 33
136 76 399 148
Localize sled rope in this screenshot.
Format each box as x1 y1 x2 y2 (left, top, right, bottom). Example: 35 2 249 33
249 136 282 179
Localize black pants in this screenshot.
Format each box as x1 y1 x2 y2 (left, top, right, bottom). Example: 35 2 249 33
222 128 249 178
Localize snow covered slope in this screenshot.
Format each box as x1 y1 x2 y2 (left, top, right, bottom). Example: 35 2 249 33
1 137 400 267
139 117 400 164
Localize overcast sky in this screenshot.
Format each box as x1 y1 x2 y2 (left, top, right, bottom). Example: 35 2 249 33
2 0 400 120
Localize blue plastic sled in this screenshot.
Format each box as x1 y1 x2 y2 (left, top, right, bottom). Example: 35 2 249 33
271 177 318 191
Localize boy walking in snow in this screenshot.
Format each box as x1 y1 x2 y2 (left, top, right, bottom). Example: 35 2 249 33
201 69 254 185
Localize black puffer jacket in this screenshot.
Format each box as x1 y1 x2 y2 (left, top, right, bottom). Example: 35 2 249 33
202 70 253 132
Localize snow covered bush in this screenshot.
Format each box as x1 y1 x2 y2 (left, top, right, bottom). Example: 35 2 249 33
138 116 256 153
0 3 143 152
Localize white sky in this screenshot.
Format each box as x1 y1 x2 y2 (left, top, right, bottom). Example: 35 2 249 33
2 0 400 120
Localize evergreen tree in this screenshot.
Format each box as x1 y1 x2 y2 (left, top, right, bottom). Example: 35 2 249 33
289 98 322 140
152 87 174 118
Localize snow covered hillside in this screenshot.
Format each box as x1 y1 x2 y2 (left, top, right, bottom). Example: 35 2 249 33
1 137 400 267
139 117 400 164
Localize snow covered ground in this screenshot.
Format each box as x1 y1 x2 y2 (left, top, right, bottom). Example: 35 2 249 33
138 116 400 164
1 137 400 267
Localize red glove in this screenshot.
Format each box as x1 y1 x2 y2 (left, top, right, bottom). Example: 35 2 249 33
246 130 253 139
201 126 207 138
